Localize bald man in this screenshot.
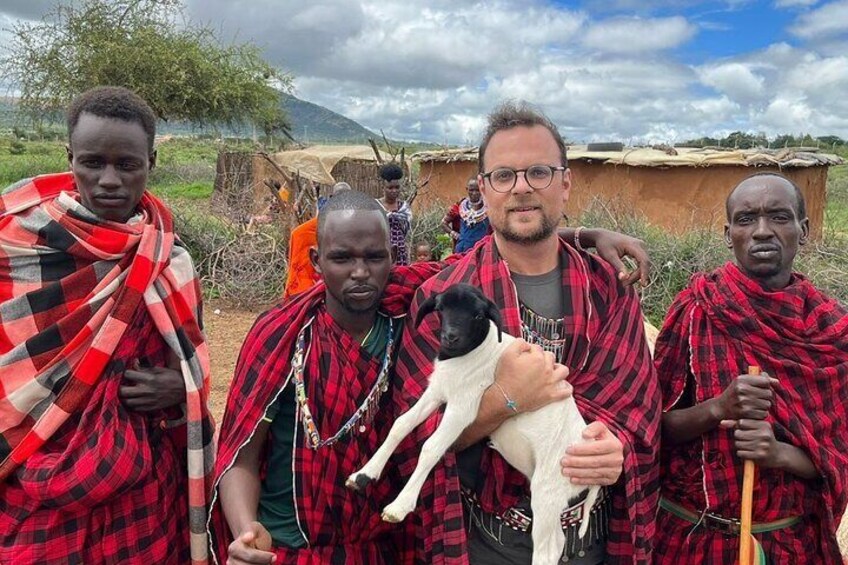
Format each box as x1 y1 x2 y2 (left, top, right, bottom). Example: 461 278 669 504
653 173 848 564
283 182 352 299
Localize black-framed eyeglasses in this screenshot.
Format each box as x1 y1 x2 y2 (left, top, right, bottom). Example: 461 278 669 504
481 165 566 193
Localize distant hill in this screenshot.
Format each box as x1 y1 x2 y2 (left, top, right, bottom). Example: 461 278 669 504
0 93 378 144
282 92 377 143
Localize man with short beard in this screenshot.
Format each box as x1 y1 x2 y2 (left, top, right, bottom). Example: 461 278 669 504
654 173 848 564
395 101 661 564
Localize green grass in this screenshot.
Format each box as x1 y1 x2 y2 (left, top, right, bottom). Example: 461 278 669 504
0 137 223 191
154 137 222 166
825 165 848 235
151 181 213 200
0 138 67 186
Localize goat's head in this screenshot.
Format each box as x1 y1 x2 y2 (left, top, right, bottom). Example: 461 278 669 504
414 283 503 359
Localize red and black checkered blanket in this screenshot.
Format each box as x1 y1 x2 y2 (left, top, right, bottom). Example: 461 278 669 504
210 261 467 564
654 262 848 563
394 236 662 564
0 173 214 564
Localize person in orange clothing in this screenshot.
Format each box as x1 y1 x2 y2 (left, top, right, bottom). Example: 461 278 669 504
283 182 351 299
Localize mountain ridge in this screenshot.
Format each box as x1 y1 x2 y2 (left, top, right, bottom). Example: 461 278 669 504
0 92 378 144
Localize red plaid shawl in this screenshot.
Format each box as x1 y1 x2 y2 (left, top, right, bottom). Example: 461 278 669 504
0 173 214 564
654 262 848 564
210 261 466 564
393 236 662 564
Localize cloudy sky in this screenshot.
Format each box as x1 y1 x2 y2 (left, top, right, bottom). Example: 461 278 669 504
2 0 848 144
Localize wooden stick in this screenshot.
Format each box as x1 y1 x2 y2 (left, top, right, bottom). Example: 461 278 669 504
257 151 295 186
368 138 384 165
739 365 760 565
263 179 288 209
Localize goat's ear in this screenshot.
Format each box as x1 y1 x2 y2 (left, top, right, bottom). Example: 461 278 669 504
415 295 438 327
485 301 504 342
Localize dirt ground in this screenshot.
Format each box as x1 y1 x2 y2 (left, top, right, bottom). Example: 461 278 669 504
204 299 266 422
201 298 848 557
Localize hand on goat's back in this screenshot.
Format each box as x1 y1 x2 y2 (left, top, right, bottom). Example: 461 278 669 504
493 339 572 414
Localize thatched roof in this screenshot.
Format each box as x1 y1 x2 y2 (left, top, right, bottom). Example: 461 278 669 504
271 144 392 185
411 147 478 163
412 145 843 168
568 146 844 168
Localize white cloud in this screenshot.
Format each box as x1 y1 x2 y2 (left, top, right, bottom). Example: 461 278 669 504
790 0 848 39
699 62 765 103
291 5 848 145
297 54 700 144
582 16 697 53
3 0 848 143
184 0 367 75
302 1 587 89
693 43 848 138
761 97 814 130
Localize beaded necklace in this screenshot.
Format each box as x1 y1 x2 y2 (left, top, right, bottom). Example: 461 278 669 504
519 304 567 360
458 198 487 226
291 315 395 449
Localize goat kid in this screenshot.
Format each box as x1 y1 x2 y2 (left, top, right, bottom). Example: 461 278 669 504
346 283 600 565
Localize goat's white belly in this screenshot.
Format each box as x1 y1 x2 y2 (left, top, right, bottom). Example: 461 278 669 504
489 399 589 481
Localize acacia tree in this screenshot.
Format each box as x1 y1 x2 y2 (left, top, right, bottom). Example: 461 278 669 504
1 0 292 135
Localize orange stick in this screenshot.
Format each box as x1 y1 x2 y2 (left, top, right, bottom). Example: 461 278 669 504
739 365 760 565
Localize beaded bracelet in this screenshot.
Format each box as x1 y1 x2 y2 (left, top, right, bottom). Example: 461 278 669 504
493 382 519 413
573 226 585 251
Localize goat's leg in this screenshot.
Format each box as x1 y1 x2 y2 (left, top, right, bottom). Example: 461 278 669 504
381 406 474 523
346 386 443 492
529 476 567 565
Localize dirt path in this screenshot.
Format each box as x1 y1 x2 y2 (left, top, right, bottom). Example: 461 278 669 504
204 299 265 422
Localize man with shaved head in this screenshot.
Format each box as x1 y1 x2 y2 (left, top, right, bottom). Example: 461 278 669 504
654 173 848 563
283 181 352 299
213 190 439 564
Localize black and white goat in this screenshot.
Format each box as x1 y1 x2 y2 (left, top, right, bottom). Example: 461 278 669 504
346 283 600 565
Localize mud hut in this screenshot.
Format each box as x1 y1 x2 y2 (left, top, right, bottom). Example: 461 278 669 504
411 147 479 210
411 146 843 240
213 145 395 224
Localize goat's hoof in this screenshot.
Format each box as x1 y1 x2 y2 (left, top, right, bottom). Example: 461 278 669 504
381 504 410 523
345 473 373 492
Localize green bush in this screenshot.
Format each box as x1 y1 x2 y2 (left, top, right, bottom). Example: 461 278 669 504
578 196 848 326
0 145 66 186
151 181 214 200
8 139 26 155
578 199 729 326
825 165 848 235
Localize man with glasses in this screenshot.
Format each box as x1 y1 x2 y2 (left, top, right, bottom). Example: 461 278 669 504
395 101 661 564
